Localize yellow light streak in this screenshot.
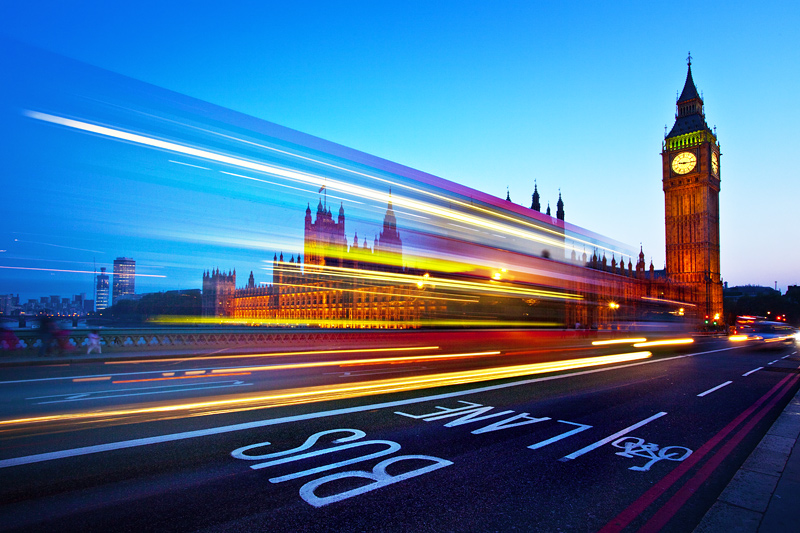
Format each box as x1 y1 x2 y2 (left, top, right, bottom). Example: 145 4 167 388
0 351 651 430
728 335 749 342
271 263 582 301
267 281 478 303
103 345 441 365
591 338 647 346
206 351 501 374
640 296 696 307
72 376 111 382
632 338 694 348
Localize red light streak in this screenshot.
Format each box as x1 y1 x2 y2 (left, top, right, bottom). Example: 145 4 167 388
113 372 251 384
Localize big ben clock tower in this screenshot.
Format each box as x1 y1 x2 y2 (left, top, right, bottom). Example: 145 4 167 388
662 54 723 323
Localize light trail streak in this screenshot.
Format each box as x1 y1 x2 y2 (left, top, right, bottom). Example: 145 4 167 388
24 110 624 256
591 338 647 346
0 265 165 277
266 281 479 303
202 351 501 375
0 351 651 431
632 338 694 348
640 296 696 307
169 160 210 170
271 263 582 300
142 109 634 258
113 372 251 384
103 345 441 365
10 239 105 254
154 316 562 328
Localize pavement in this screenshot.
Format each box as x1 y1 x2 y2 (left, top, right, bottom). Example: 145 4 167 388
2 346 799 531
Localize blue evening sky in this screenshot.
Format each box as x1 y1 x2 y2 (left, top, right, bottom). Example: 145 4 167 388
1 0 799 300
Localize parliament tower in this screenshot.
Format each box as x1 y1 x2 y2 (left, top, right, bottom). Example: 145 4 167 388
662 55 723 322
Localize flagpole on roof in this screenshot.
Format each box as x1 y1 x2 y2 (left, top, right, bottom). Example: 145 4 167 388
318 179 328 209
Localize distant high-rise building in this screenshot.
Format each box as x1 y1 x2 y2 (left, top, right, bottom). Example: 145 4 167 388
112 257 136 305
96 267 110 310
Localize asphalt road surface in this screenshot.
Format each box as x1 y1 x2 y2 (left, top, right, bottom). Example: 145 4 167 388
1 334 798 532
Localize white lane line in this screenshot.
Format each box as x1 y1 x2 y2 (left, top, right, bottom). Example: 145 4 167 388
697 381 733 397
559 412 668 461
768 360 779 365
781 354 792 360
743 367 764 377
0 345 750 469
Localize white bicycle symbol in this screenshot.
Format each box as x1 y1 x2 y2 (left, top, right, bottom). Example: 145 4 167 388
612 436 692 472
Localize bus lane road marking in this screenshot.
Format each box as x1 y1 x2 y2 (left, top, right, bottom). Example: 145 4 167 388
230 428 452 507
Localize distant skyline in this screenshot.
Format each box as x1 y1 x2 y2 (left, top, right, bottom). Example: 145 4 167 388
2 1 799 298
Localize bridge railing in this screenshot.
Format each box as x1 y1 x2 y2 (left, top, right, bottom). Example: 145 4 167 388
2 327 422 354
0 326 600 356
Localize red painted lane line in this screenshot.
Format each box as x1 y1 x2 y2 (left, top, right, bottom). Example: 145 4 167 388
598 373 795 533
638 373 800 532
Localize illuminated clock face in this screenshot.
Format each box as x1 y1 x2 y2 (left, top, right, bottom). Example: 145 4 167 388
711 152 719 175
671 151 697 174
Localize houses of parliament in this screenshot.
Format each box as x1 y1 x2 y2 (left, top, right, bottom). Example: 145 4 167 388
202 58 723 328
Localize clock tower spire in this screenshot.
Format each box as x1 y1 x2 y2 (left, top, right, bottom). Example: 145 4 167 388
662 55 723 324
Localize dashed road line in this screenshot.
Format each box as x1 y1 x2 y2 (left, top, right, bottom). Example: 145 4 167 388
600 373 799 533
768 360 779 365
697 381 733 397
743 367 763 377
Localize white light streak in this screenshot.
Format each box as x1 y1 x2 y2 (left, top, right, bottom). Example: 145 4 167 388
0 266 165 277
22 110 603 252
168 160 210 170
